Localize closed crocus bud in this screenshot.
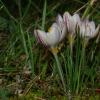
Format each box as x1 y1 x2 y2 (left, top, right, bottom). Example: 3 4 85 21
79 20 100 38
34 15 67 48
63 12 80 35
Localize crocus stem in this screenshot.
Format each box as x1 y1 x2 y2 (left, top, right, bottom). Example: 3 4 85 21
70 40 73 57
53 52 66 93
69 34 74 56
77 38 87 93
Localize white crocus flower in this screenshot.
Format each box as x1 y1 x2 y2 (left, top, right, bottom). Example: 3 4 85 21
63 12 81 51
63 12 80 35
79 20 99 38
34 14 67 50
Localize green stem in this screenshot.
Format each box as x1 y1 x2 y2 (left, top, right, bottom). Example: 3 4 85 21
53 53 66 93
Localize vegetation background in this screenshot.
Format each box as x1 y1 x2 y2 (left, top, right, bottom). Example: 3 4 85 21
0 0 100 99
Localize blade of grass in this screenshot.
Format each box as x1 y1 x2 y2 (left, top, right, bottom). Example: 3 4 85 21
17 0 35 76
41 0 47 30
26 30 35 76
22 0 32 21
0 0 17 23
82 0 96 19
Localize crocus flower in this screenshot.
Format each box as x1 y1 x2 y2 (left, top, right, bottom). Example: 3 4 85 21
79 20 99 38
63 12 81 52
63 12 81 35
34 14 67 48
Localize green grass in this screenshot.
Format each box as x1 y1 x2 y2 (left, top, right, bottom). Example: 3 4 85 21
0 0 100 99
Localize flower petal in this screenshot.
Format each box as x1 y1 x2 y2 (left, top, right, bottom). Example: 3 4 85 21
46 23 61 46
63 12 80 35
63 12 72 31
73 13 80 26
59 24 67 41
79 19 99 38
79 22 86 37
93 25 100 37
56 14 63 25
34 30 48 46
56 14 67 41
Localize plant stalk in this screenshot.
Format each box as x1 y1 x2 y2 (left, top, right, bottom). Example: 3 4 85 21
53 52 66 93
